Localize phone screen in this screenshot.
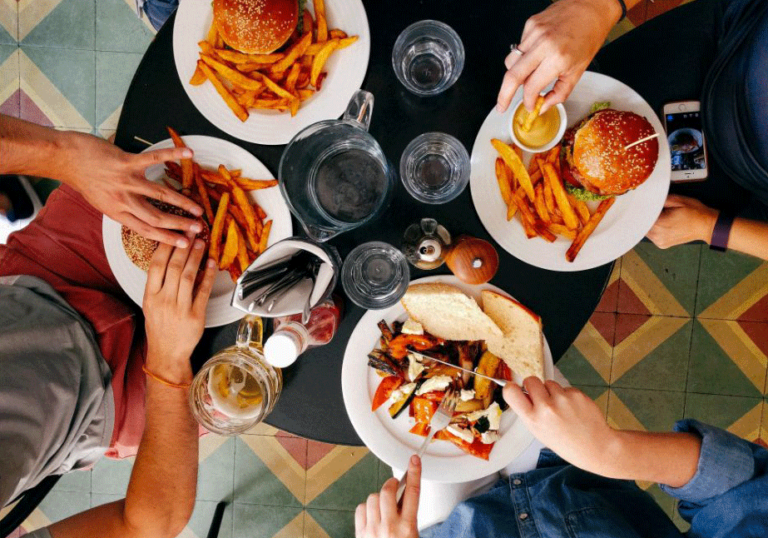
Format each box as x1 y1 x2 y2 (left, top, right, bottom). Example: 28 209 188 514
665 111 706 171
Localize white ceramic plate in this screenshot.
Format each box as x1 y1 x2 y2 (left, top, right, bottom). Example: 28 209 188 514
470 72 671 272
102 136 292 327
173 0 371 145
341 275 554 483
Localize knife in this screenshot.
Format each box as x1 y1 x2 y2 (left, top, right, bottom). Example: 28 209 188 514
407 350 509 388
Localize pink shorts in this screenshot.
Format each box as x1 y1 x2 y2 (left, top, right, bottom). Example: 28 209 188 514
0 185 146 458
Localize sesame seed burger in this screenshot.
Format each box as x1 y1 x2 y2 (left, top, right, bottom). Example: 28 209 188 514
213 0 300 54
122 200 210 271
561 109 659 201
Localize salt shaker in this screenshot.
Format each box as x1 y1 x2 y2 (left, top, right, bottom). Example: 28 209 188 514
402 218 452 270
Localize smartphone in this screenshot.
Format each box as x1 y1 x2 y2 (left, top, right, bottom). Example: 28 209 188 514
662 101 708 182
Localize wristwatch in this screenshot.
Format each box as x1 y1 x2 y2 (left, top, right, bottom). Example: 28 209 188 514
710 212 735 252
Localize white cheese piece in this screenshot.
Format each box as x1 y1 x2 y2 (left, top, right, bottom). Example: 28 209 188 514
459 389 475 401
416 375 453 396
389 383 415 402
407 354 425 382
466 402 503 430
480 431 500 444
401 319 425 335
447 425 475 444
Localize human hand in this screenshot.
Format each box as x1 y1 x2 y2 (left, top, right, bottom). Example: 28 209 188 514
497 0 622 113
356 455 421 538
59 131 203 247
143 239 216 384
647 194 718 248
504 378 621 476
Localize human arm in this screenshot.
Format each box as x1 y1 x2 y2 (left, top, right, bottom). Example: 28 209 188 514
0 114 203 247
355 455 421 538
647 194 768 260
503 378 700 488
496 0 642 113
45 240 216 538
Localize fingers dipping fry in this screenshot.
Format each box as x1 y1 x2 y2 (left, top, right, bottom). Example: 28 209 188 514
522 96 545 132
566 197 615 262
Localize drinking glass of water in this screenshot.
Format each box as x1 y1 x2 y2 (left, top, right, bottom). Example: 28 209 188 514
392 20 465 96
341 242 410 310
400 132 470 204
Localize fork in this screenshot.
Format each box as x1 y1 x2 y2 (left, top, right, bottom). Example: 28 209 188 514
395 387 459 502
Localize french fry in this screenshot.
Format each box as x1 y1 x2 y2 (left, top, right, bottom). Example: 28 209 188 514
209 192 230 263
215 31 224 49
166 127 193 189
254 204 267 221
190 63 206 85
200 170 230 187
285 63 301 93
329 29 347 39
258 220 272 253
165 161 183 182
235 178 279 190
206 22 218 46
566 197 616 262
233 223 250 272
200 54 264 91
289 98 300 116
198 63 249 122
222 165 260 251
237 62 273 73
259 75 295 100
215 49 283 64
544 180 556 215
491 139 535 202
220 219 239 270
298 88 314 101
311 40 339 87
533 221 557 242
568 194 591 226
521 96 545 132
305 35 358 56
270 32 312 74
548 223 577 239
230 169 242 177
193 163 214 223
495 157 513 206
512 193 537 238
546 146 560 164
530 166 543 184
314 0 328 42
541 161 579 230
198 41 216 56
534 184 551 225
302 10 314 37
512 144 523 160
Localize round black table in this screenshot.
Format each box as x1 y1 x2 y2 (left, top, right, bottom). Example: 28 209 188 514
115 0 610 446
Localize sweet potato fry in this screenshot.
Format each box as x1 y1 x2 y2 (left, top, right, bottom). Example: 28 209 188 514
492 139 535 202
220 219 239 270
541 161 579 230
166 127 193 189
209 192 230 263
200 170 230 187
566 197 615 262
257 220 272 253
270 32 312 74
198 63 249 122
521 96 545 132
314 0 328 42
200 54 263 91
235 178 279 190
311 40 339 87
232 223 250 272
193 163 214 223
495 157 513 206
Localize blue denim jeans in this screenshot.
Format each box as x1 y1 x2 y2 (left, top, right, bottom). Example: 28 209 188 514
142 0 179 31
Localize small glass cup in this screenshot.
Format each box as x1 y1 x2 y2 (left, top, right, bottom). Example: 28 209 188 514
392 20 465 96
189 316 282 435
341 242 410 310
400 132 470 204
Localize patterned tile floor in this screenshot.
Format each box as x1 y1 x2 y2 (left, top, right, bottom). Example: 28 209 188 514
3 0 767 537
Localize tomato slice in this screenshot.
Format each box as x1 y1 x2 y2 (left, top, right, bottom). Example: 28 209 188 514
409 422 431 437
411 396 438 424
372 376 403 411
438 430 494 461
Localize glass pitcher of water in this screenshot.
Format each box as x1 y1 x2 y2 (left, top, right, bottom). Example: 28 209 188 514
278 90 396 242
189 315 282 435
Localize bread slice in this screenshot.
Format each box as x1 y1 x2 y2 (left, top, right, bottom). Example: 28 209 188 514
481 290 545 381
401 283 502 342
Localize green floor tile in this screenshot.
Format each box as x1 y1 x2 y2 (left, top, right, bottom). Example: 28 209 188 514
35 490 90 525
0 7 16 44
51 469 90 493
21 0 94 50
611 388 685 432
613 320 692 391
696 248 764 316
558 345 609 387
95 51 143 129
233 503 302 538
198 437 236 502
21 45 95 127
96 0 154 53
632 242 701 315
188 501 233 538
684 393 761 432
91 456 133 495
307 452 379 511
0 43 15 64
307 508 355 538
687 321 763 397
233 437 304 507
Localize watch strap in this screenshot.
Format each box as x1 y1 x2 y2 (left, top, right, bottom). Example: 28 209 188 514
710 212 735 252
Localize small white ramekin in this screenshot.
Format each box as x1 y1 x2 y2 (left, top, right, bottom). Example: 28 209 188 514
507 99 567 154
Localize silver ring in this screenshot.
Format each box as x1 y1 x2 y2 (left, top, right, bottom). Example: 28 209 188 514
510 44 524 56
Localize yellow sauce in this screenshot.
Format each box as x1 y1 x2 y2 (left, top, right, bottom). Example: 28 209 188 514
513 104 560 149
